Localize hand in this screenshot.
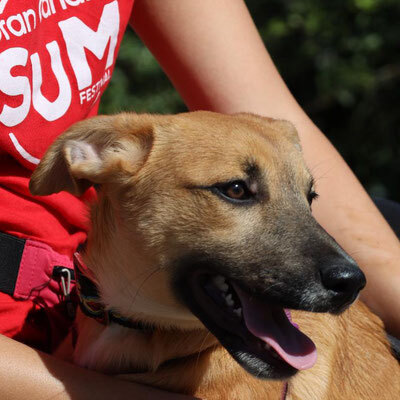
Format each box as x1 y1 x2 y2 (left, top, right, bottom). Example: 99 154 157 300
0 334 199 400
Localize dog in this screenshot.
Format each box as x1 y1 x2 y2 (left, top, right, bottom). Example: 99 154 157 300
30 112 400 399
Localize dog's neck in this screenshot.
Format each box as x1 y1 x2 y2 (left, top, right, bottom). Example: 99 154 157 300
73 301 219 376
74 252 155 332
83 198 202 331
74 229 218 374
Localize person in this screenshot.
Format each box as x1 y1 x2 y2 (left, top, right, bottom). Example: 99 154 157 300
0 1 399 399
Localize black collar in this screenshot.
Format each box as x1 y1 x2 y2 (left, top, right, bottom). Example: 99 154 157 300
74 253 153 332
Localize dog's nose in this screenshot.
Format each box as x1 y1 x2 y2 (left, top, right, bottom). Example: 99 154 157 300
320 261 366 298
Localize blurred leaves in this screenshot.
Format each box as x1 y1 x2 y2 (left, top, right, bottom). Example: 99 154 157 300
100 0 399 201
99 33 185 114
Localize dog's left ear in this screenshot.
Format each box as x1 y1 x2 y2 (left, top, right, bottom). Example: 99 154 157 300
30 113 154 196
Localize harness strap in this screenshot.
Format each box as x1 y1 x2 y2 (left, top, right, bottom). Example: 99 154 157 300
0 232 75 307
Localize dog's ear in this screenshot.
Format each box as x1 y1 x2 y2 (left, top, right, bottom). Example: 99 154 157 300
269 118 302 151
235 113 301 150
30 114 154 196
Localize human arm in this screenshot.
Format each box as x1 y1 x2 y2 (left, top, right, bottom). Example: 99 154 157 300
130 0 400 336
0 334 197 400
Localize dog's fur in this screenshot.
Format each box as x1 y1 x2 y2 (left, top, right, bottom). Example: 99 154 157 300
30 112 400 399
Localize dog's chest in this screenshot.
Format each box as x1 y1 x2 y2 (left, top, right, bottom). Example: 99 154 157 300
73 313 151 373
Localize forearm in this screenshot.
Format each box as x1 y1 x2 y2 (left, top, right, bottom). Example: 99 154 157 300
292 119 400 337
132 0 400 335
0 335 195 400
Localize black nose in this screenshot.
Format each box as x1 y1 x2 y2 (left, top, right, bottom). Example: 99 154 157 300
320 261 366 298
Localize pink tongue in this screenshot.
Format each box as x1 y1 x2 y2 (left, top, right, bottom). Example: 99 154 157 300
234 285 317 370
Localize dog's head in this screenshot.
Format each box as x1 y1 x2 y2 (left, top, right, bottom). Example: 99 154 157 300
30 112 365 380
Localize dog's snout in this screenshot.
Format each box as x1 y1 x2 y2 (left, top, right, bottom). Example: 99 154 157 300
319 261 366 298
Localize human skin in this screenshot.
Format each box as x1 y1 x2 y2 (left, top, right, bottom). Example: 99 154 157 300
1 1 399 399
0 334 197 400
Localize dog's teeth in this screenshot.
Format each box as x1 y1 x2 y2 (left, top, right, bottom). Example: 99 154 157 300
233 307 242 318
225 293 234 307
212 275 229 292
220 283 229 292
213 275 226 285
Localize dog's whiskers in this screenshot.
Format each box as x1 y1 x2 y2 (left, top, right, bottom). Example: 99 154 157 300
126 266 164 312
309 163 333 183
346 249 368 259
261 281 282 295
117 265 160 300
195 331 212 370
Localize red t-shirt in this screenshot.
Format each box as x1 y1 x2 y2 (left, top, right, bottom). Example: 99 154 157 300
0 0 135 350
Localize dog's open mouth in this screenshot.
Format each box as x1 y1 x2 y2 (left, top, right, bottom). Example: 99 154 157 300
187 273 317 378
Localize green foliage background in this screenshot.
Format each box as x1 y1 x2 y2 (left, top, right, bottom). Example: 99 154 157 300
100 0 399 201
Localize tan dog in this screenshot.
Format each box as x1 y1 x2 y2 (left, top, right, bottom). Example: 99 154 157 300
30 112 400 400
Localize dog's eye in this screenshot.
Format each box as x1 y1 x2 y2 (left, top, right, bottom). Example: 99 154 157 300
225 182 248 199
307 190 319 205
215 181 253 202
